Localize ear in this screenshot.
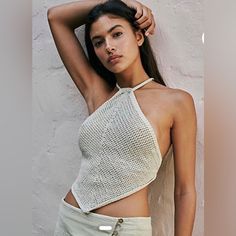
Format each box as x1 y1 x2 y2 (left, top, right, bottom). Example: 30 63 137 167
135 29 144 47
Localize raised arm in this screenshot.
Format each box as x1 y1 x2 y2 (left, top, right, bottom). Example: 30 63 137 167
47 0 109 107
47 0 155 112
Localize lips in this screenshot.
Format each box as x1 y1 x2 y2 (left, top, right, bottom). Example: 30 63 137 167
107 55 122 63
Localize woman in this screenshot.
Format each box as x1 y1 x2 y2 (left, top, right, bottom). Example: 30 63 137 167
47 0 197 235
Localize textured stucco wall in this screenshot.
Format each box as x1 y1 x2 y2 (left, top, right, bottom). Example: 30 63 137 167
32 0 203 235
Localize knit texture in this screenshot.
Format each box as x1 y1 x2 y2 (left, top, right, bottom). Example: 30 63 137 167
71 78 163 213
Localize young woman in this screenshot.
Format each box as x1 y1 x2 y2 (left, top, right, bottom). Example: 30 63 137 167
47 0 197 235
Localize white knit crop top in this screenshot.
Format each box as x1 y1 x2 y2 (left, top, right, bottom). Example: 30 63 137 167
71 77 164 213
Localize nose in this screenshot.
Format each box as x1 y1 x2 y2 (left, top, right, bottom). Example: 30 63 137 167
105 40 116 54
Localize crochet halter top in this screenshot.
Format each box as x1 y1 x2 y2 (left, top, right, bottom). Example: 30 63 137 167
71 77 169 213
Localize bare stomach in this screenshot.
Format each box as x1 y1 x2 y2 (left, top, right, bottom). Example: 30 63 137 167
63 187 150 217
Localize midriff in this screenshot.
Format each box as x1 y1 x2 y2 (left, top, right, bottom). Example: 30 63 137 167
63 186 150 217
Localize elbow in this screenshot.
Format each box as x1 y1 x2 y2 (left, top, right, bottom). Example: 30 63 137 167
47 7 58 22
174 191 197 207
47 8 54 21
174 191 196 198
174 187 197 197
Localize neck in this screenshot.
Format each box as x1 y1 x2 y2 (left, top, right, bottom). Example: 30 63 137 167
114 56 150 88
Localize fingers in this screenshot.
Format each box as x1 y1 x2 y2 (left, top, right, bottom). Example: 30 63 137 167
145 18 155 36
139 11 155 35
135 6 149 25
135 6 155 36
134 3 143 19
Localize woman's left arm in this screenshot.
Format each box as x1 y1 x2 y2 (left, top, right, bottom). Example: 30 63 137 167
171 90 197 236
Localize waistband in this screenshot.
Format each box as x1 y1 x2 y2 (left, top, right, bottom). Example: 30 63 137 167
60 197 152 229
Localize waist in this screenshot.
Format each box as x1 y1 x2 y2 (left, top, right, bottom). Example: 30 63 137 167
64 187 150 217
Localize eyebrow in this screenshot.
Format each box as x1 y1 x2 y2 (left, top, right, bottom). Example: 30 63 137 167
91 25 124 42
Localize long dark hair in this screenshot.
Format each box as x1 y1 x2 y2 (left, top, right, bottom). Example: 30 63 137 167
84 0 166 88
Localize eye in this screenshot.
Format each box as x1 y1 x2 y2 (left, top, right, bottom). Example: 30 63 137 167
94 40 103 48
113 32 123 37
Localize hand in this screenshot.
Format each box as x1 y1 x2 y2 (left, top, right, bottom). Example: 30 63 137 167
121 0 156 36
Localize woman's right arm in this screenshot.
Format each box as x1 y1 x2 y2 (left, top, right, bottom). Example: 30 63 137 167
47 0 108 106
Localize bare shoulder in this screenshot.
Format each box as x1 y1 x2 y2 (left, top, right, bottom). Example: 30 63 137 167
149 83 192 104
153 83 193 101
169 88 195 106
168 88 197 126
150 83 196 126
171 88 195 111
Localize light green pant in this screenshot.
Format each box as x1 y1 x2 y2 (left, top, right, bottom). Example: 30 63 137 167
54 197 152 236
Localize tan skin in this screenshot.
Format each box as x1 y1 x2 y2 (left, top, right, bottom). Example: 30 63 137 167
48 0 197 234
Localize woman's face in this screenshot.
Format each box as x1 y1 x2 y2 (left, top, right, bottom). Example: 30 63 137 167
90 14 143 74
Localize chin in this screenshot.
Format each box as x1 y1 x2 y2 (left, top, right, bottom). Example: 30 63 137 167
110 68 124 74
108 64 128 74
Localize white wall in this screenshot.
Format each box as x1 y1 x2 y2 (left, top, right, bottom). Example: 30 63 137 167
32 0 203 235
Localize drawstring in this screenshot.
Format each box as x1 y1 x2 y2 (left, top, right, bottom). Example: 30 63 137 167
115 78 154 91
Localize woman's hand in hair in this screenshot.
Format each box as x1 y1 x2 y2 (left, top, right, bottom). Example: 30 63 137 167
121 0 156 36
